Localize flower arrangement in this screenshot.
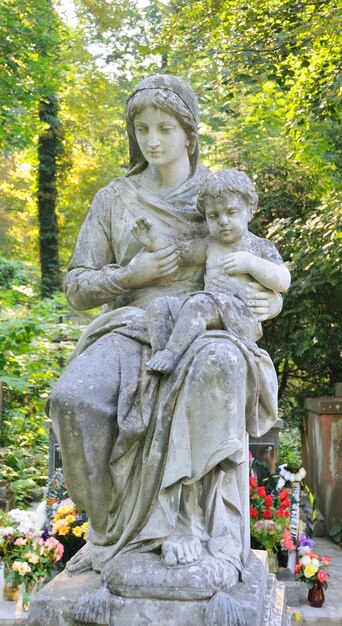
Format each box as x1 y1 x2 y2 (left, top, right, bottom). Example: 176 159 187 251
51 501 88 564
0 509 64 608
294 550 330 589
249 476 292 558
52 502 88 540
11 533 64 584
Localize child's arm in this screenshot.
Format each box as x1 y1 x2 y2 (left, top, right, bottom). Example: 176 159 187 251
222 251 291 292
131 217 208 266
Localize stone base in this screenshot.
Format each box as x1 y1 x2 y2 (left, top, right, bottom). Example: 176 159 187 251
28 550 290 626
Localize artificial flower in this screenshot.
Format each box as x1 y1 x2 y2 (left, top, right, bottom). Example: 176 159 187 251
317 570 328 583
304 564 317 578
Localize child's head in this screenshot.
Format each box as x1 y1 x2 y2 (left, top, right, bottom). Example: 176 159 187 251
197 169 258 244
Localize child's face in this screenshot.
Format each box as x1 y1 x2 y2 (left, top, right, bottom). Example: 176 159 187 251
204 192 251 244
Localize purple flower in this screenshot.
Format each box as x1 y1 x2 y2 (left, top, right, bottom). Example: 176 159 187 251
41 525 52 541
298 534 315 547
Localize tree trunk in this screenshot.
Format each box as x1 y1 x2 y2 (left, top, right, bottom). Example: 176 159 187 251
38 96 61 297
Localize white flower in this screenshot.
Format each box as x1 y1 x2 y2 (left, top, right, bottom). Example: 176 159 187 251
300 555 312 567
17 562 31 575
8 509 38 533
298 545 311 556
28 554 39 564
0 526 16 536
311 558 320 570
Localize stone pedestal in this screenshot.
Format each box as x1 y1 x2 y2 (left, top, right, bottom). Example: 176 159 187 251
249 418 283 472
303 392 342 532
28 550 290 626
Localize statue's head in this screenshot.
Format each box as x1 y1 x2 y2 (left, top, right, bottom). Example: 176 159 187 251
125 75 200 175
197 169 258 218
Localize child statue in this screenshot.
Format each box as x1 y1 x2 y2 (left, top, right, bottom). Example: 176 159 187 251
131 168 290 373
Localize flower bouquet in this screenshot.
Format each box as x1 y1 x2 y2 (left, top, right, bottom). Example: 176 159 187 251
0 509 64 608
294 549 330 607
51 502 88 565
11 534 64 609
249 476 292 564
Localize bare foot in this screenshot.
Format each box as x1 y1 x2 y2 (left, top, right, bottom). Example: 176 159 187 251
162 536 203 567
66 543 93 574
131 217 169 252
146 349 179 373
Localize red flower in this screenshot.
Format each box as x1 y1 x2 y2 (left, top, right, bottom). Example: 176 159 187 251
265 495 273 507
278 490 288 501
262 508 272 519
257 487 266 498
249 477 257 488
284 510 290 518
275 509 285 517
294 562 301 574
280 499 291 509
250 507 259 519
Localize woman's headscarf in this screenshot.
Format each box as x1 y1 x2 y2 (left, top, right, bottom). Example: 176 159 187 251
125 74 200 176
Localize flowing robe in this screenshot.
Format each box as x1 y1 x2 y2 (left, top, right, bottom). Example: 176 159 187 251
49 167 278 574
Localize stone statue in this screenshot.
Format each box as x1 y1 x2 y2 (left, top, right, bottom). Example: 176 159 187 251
45 74 289 623
130 169 290 375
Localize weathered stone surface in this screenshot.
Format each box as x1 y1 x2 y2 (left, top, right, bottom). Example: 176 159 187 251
39 74 290 624
303 395 342 531
28 551 290 626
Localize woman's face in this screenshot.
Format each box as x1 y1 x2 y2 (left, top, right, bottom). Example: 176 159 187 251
133 106 189 169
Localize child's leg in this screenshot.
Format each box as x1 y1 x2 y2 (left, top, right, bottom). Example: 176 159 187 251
146 296 179 352
146 294 220 373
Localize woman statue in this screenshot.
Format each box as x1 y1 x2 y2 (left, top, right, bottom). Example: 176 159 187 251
49 75 281 590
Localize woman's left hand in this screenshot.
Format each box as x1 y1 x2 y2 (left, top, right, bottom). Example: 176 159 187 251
246 282 283 321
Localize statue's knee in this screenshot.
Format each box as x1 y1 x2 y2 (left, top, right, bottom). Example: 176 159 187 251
206 342 245 376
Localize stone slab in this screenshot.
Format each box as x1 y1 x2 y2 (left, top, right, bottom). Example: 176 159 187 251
304 398 342 415
28 550 289 626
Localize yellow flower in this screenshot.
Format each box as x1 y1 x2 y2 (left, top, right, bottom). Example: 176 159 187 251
53 505 74 522
24 552 33 561
57 524 69 536
304 564 317 578
65 515 76 524
52 518 69 534
72 526 82 538
292 613 303 622
12 561 20 572
81 522 88 537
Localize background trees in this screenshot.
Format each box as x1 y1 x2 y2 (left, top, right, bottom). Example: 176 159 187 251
1 0 341 420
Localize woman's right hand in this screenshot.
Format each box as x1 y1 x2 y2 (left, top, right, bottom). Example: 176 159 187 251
119 245 179 290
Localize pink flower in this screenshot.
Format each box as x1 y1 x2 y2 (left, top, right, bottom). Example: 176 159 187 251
322 555 331 565
14 538 26 546
26 532 34 539
317 570 328 583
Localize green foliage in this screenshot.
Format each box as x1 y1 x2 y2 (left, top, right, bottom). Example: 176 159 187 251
329 524 342 546
0 264 87 506
1 0 341 436
0 0 63 151
279 427 302 468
